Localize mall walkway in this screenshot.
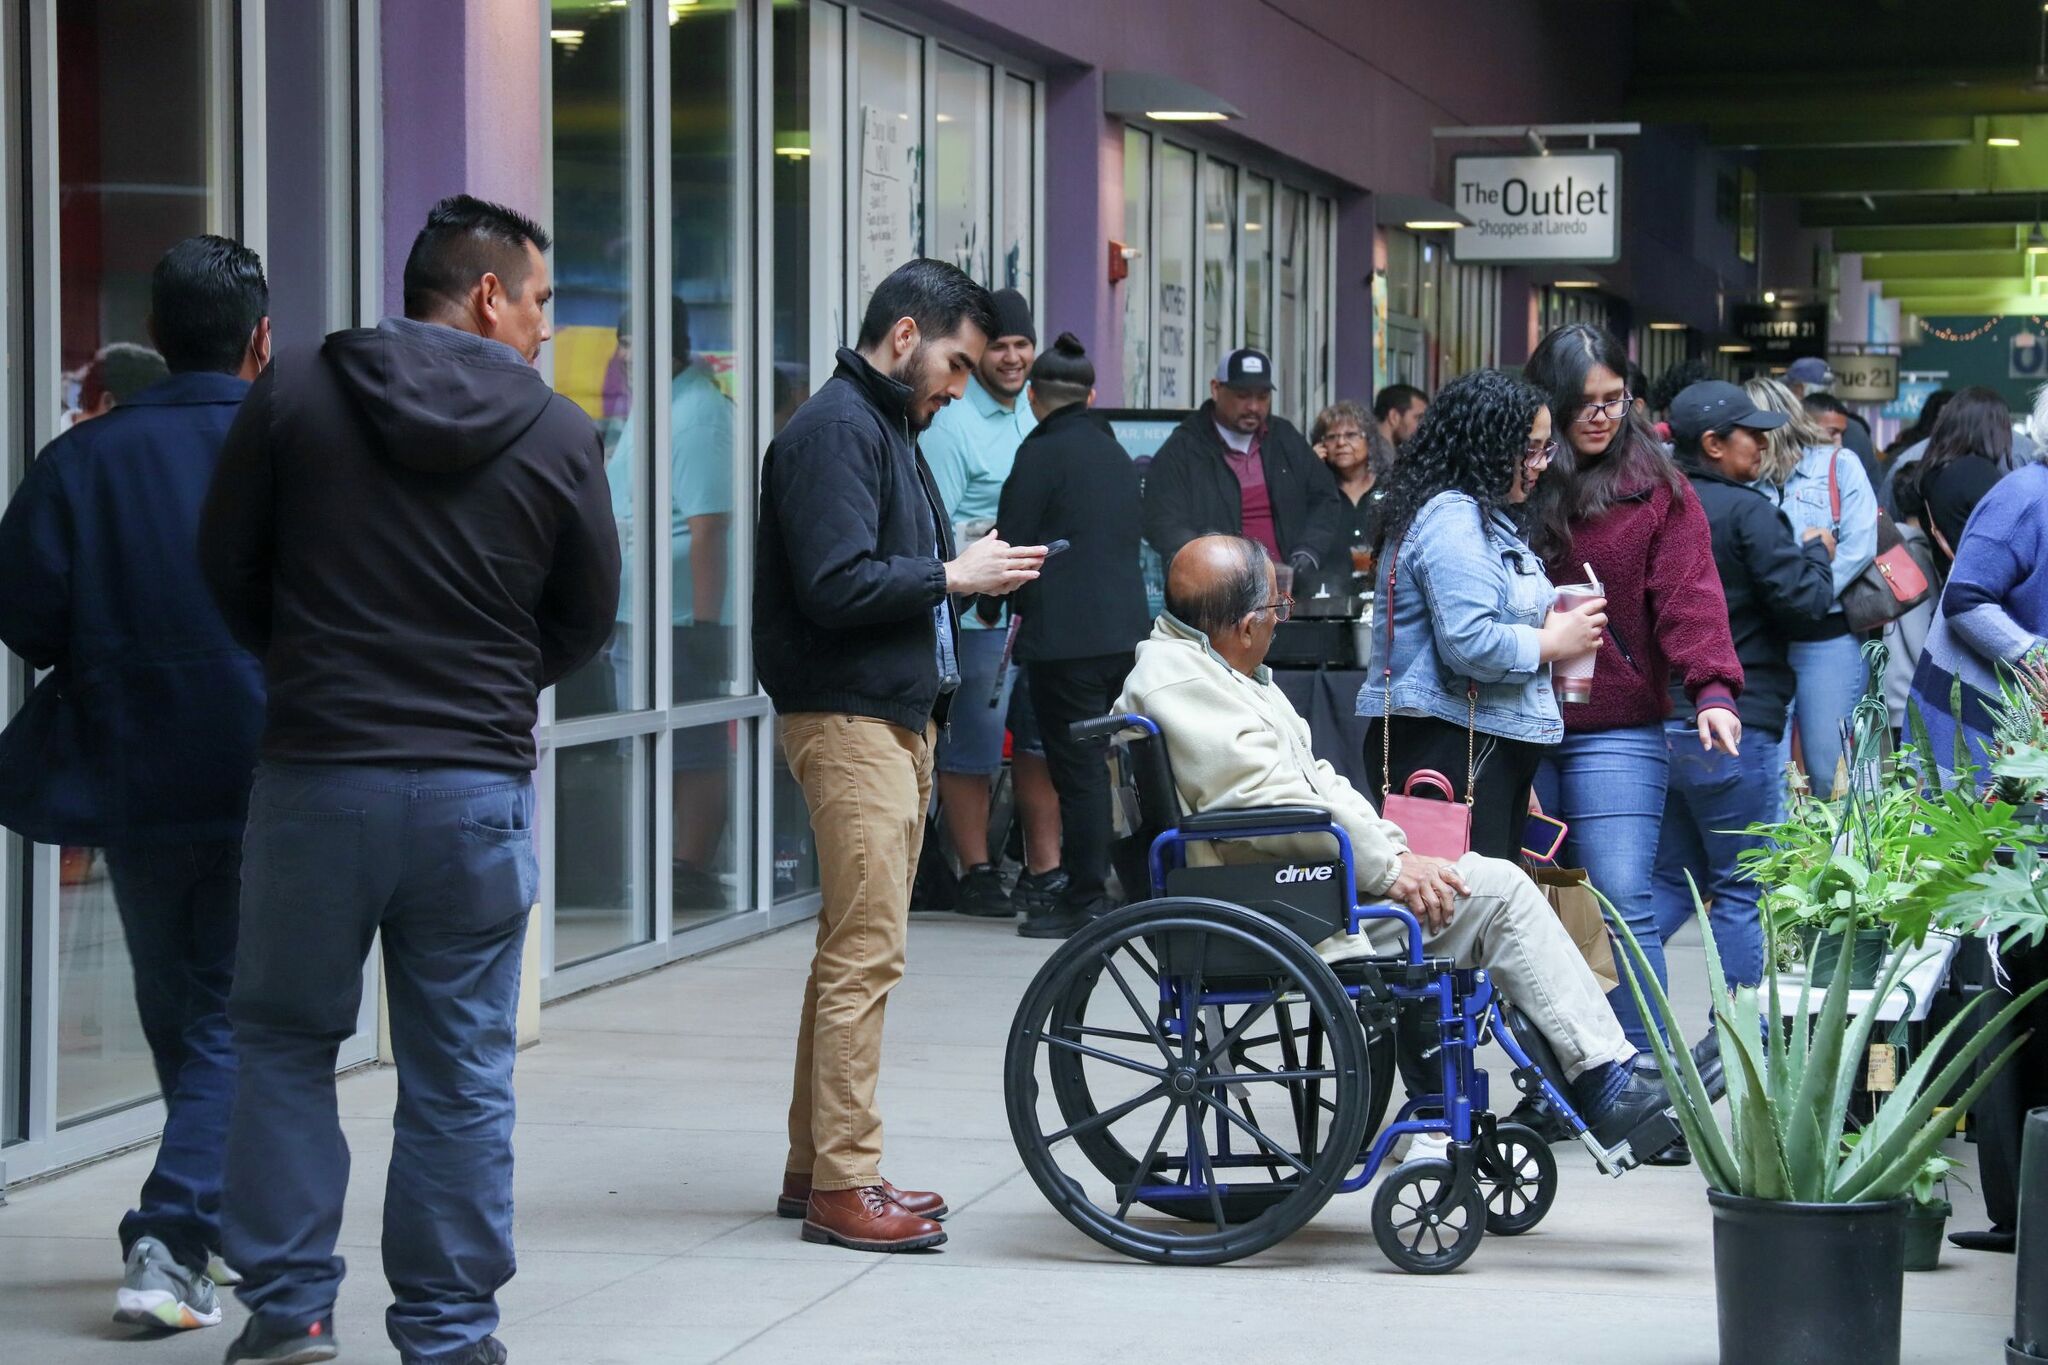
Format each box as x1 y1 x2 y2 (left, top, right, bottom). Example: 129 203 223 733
0 917 2018 1364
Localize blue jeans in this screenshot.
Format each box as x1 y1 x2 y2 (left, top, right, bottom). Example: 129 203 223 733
103 840 243 1274
224 764 536 1364
1652 721 1776 1000
1787 633 1868 798
1534 724 1669 1050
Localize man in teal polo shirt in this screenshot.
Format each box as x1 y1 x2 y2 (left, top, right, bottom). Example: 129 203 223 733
919 288 1064 918
608 298 737 908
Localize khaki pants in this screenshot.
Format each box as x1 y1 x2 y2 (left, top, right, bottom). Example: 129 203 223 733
779 713 936 1190
1324 852 1633 1081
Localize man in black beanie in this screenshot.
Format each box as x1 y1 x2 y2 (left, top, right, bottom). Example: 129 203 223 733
919 287 1066 924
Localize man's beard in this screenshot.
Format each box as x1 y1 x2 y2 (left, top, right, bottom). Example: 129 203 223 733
891 345 942 432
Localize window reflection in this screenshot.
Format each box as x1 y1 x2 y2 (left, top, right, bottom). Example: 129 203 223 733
672 721 749 930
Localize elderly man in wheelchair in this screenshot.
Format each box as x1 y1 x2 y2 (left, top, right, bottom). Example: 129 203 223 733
1001 536 1678 1271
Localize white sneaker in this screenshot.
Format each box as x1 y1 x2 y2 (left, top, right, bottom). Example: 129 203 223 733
113 1236 222 1330
1403 1131 1453 1163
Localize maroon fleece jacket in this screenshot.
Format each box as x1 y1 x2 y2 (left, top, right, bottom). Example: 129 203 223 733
1550 478 1742 733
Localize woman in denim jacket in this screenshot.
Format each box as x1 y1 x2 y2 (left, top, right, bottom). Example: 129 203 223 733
1359 369 1608 860
1746 377 1876 798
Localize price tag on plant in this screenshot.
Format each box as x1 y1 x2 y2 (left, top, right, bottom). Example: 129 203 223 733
1866 1042 1900 1093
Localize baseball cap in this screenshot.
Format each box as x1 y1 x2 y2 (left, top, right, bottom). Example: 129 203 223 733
1216 347 1275 391
1668 380 1789 444
1785 356 1832 386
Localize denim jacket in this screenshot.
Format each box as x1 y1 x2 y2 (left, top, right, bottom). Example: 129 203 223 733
1768 443 1877 604
1355 491 1562 744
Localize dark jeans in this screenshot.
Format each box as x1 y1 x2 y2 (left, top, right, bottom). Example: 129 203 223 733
1027 652 1136 907
1363 714 1547 864
1651 721 1779 997
1967 934 2048 1228
223 763 536 1364
102 839 243 1273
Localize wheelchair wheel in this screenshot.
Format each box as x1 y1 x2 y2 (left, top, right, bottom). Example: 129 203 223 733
1371 1158 1486 1274
1006 898 1372 1265
1476 1122 1557 1235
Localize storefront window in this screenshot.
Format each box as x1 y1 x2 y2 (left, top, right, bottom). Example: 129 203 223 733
1307 197 1332 418
855 17 922 303
1244 174 1272 368
264 0 359 348
668 0 745 706
671 721 750 930
53 0 232 1126
771 0 829 435
1000 74 1033 295
550 2 646 721
1121 127 1152 406
1155 142 1196 407
1200 157 1238 386
553 738 652 968
932 49 991 283
772 719 821 903
1275 185 1305 423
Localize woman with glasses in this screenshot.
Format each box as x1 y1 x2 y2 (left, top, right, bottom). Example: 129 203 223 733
1745 376 1872 800
1311 400 1396 574
1359 368 1605 860
1523 324 1743 1052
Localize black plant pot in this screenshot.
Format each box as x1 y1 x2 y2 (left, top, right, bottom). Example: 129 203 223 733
1903 1198 1949 1271
1709 1191 1909 1365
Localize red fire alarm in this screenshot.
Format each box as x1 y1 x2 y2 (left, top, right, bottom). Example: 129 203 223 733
1108 239 1133 285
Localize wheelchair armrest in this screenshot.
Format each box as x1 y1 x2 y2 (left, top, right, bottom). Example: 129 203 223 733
1176 805 1333 836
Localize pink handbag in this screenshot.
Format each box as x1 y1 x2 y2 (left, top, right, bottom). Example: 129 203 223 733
1379 547 1476 861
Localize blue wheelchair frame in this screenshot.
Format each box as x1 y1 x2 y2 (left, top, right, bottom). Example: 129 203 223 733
1105 714 1592 1208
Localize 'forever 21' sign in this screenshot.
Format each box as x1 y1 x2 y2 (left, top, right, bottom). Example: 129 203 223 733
1451 151 1622 266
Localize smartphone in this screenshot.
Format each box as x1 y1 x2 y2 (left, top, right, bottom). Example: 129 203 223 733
1043 538 1071 557
1522 813 1569 864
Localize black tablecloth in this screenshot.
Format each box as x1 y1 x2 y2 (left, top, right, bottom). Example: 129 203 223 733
1273 667 1373 792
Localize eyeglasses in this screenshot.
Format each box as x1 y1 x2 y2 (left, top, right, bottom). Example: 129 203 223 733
1257 594 1294 622
1572 394 1633 424
1319 429 1366 446
1524 438 1560 468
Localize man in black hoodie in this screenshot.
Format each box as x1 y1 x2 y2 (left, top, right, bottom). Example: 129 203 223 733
756 259 1044 1253
199 195 619 1365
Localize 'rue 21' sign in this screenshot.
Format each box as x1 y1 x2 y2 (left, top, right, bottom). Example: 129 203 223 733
1451 151 1621 266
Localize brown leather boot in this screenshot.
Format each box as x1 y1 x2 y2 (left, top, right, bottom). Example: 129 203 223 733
800 1185 947 1252
777 1171 948 1220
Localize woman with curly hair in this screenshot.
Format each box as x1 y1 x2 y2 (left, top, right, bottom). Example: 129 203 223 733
1746 375 1868 799
1522 324 1743 1053
1358 368 1607 860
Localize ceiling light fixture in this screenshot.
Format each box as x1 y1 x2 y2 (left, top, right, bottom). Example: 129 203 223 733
550 28 585 49
1990 135 2023 148
1145 110 1231 121
1764 290 1778 304
1552 280 1600 289
1649 322 1687 331
1719 343 1753 353
1403 220 1465 231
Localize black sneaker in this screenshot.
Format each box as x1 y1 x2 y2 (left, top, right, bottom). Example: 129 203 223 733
1012 868 1069 914
955 863 1013 918
223 1314 338 1364
418 1338 508 1365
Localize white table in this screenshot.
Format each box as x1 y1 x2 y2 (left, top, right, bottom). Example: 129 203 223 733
1775 932 1961 1023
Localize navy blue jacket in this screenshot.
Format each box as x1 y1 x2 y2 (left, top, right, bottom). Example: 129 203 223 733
754 347 958 732
0 373 265 844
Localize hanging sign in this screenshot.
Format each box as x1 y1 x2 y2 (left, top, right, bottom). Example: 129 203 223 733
1450 151 1621 265
1729 301 1829 359
1829 353 1900 403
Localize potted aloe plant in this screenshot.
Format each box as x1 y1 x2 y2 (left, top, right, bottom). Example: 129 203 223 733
1608 889 2048 1365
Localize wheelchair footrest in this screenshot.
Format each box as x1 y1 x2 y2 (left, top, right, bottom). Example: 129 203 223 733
1578 1108 1682 1178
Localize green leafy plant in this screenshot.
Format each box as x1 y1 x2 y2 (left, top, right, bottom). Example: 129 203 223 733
1605 879 2048 1203
1987 656 2048 807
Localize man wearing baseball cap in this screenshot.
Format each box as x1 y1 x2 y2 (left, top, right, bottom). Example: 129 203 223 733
1783 356 1832 398
1141 345 1345 577
1649 380 1835 1137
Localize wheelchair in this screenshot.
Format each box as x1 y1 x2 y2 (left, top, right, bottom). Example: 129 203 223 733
1002 712 1679 1272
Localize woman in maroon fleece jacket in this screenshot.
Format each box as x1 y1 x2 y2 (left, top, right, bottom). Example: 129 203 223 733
1523 324 1743 1057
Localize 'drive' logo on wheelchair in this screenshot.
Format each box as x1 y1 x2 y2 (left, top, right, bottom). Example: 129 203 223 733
1273 864 1336 885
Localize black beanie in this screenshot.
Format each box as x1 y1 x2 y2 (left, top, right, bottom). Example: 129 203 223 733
990 288 1036 346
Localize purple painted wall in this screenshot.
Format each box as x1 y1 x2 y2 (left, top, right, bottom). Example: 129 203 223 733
1042 68 1126 401
380 0 545 317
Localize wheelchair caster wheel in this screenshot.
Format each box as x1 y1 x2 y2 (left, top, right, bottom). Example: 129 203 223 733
1371 1158 1485 1274
1477 1122 1557 1235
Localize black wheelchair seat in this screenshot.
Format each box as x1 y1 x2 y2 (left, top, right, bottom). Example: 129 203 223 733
1176 805 1333 836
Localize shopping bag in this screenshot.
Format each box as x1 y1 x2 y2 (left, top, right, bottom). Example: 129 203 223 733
1531 866 1618 993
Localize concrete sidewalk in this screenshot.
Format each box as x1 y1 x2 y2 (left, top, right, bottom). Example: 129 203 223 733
0 915 2018 1364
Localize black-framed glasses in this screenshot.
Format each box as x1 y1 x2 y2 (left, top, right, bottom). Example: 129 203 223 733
1572 394 1632 424
1524 438 1560 468
1257 594 1294 622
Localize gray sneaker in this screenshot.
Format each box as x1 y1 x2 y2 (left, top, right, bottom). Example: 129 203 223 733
113 1235 222 1330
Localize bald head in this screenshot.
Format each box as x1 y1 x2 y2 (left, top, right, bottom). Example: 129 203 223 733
1167 535 1274 638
